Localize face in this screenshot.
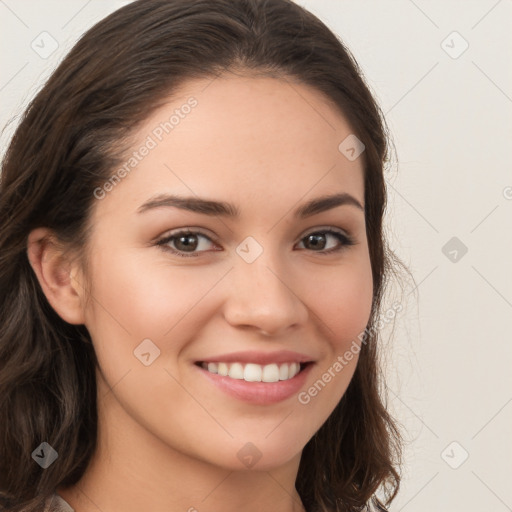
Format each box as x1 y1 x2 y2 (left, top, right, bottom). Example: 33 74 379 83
79 73 373 471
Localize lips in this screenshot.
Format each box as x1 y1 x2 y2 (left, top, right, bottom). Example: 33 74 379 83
193 350 315 404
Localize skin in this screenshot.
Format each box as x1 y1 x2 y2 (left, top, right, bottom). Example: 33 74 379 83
27 72 373 512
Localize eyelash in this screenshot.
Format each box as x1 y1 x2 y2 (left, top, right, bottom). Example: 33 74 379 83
155 228 355 258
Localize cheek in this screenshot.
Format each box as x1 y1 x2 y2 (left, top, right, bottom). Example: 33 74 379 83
297 253 373 402
82 248 227 383
84 248 217 338
304 254 374 350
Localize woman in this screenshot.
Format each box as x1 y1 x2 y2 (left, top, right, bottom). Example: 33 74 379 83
0 0 407 510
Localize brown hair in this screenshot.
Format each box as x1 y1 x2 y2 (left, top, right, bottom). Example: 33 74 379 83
0 0 408 510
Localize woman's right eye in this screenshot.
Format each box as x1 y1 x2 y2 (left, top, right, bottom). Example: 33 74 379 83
156 230 218 258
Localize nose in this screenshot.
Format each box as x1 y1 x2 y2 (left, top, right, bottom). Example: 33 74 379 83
223 254 308 337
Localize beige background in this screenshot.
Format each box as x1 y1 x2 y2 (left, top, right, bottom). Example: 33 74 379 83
1 1 511 510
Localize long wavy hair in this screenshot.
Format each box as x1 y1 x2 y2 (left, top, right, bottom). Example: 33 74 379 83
0 0 408 510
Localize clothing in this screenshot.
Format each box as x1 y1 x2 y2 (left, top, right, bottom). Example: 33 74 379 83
43 492 388 511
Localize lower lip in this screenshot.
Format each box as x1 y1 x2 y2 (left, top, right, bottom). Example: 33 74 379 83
195 363 314 405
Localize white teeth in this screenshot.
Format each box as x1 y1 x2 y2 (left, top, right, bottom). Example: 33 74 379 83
228 362 244 379
244 363 262 382
200 361 302 382
279 363 289 380
262 363 280 382
217 362 228 376
207 362 218 374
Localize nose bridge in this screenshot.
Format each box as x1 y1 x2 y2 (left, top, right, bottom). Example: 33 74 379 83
224 237 306 334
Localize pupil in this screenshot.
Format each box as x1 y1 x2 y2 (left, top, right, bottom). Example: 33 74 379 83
176 234 197 251
308 234 325 250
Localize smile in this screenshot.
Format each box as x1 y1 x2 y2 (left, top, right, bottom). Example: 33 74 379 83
198 361 304 382
194 360 314 405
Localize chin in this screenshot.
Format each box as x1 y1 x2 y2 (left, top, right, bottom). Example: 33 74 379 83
204 436 306 472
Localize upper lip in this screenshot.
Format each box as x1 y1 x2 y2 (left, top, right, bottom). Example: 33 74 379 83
195 350 315 366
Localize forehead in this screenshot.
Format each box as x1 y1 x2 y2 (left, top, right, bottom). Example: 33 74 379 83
95 73 365 220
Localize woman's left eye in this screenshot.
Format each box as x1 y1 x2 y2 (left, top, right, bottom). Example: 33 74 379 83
297 229 355 254
156 228 355 258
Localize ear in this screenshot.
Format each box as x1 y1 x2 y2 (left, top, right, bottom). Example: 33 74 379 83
26 227 86 325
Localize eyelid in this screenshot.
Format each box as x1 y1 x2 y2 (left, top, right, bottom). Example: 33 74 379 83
156 225 351 242
155 226 218 243
300 225 350 239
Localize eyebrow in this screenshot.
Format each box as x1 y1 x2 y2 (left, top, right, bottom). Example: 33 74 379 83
136 192 364 218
